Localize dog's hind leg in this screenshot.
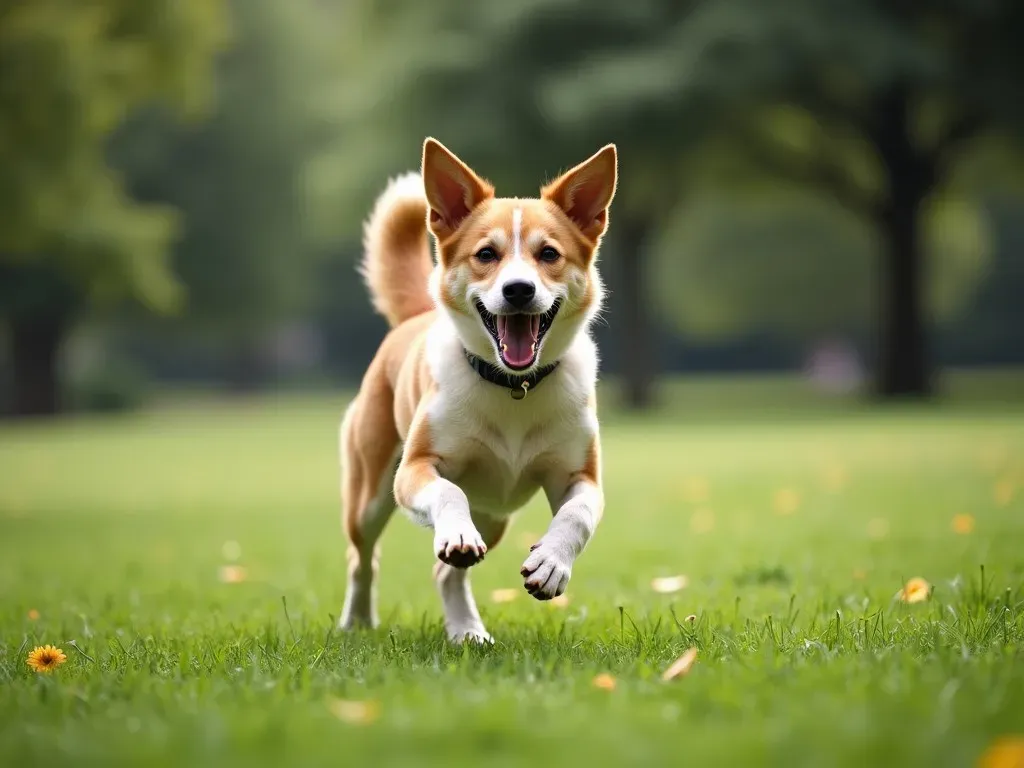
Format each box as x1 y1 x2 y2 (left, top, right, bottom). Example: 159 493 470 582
433 516 509 644
339 394 401 630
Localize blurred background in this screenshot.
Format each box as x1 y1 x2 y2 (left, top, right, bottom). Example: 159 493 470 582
1 0 1023 419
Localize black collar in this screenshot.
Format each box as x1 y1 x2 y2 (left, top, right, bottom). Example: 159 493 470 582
463 350 560 400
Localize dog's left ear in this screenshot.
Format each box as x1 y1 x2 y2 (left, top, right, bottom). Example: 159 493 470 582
542 144 617 242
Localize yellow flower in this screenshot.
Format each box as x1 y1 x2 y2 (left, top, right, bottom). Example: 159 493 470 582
490 588 518 604
952 514 975 535
26 645 67 673
27 609 40 621
898 577 931 604
977 735 1024 768
592 673 617 691
549 594 571 608
218 565 248 583
661 647 698 681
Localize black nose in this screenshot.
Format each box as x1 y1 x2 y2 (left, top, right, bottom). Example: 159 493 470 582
502 280 536 309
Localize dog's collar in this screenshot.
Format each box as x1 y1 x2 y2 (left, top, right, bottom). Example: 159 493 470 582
463 350 560 400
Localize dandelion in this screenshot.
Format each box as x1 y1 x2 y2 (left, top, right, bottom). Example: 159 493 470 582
661 647 698 681
550 594 571 608
952 514 975 535
327 698 380 725
651 575 688 594
592 673 617 691
773 488 801 515
26 645 67 673
898 577 931 604
977 735 1024 768
27 609 40 621
490 589 518 604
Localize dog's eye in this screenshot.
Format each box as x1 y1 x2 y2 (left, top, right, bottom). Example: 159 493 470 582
475 247 498 263
539 246 561 263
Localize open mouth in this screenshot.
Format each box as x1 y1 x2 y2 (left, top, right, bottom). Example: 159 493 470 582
475 300 561 370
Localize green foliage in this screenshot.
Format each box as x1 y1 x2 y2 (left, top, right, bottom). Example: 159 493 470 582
0 0 228 311
115 0 344 340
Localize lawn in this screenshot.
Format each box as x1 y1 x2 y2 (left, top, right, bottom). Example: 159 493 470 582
1 373 1023 768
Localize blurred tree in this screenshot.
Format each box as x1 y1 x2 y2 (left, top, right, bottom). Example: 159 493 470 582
0 0 227 415
334 0 1024 402
113 0 341 389
537 0 1024 396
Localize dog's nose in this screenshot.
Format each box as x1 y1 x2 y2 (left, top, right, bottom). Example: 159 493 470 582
502 280 536 309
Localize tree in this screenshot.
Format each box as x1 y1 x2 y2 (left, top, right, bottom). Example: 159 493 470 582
111 0 343 389
0 0 227 415
536 0 1024 396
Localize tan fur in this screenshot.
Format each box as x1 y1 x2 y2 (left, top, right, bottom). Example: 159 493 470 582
339 138 616 641
359 174 435 327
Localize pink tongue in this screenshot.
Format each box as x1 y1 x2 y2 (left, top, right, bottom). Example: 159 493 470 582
497 314 540 367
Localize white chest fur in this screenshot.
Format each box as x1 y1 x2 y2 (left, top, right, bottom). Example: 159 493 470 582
422 318 598 518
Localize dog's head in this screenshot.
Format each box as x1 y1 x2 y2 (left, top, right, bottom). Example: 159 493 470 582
423 138 616 373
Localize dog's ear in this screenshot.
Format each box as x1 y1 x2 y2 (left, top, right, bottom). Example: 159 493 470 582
421 138 494 241
542 144 617 242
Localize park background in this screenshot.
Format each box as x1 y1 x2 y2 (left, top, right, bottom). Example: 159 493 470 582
1 2 1023 767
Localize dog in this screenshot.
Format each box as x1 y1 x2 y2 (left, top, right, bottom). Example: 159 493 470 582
339 137 616 643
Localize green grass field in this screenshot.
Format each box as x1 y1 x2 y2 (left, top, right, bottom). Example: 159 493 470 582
2 374 1023 767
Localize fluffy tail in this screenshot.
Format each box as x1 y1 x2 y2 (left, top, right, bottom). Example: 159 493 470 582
359 172 434 328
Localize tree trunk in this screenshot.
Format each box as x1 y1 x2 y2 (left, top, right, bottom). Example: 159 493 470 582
872 87 934 398
9 313 66 417
613 216 656 409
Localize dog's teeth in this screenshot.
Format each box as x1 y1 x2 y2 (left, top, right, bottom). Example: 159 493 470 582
530 343 536 354
501 344 508 354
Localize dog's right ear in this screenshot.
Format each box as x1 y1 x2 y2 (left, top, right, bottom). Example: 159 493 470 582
422 138 494 241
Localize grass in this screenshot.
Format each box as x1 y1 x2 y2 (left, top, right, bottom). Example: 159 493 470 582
1 373 1023 767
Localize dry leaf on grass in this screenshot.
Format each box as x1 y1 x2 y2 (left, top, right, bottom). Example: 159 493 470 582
662 647 698 681
327 698 380 725
651 575 688 594
592 673 617 691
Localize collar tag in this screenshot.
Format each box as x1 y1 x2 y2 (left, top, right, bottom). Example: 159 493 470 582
510 381 530 400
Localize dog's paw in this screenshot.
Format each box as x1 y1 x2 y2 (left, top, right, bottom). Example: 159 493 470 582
520 539 571 600
434 519 487 569
447 624 494 645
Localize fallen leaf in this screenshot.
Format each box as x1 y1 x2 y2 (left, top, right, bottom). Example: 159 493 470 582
592 673 616 691
327 698 380 725
662 647 698 681
651 575 688 594
490 588 518 604
898 577 931 604
952 514 975 535
218 565 248 584
976 735 1024 768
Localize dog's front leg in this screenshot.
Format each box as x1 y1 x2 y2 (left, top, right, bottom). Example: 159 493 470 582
522 438 604 600
393 409 486 569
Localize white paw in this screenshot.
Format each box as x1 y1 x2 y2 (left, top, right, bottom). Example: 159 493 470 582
434 518 487 569
520 539 572 600
447 625 494 644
